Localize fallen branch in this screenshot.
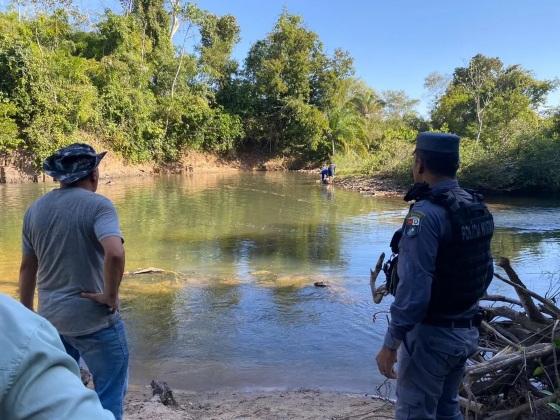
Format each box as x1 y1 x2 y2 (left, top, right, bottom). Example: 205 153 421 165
484 306 543 332
370 253 386 304
466 343 554 377
481 320 521 348
494 272 560 318
497 257 547 323
485 391 560 420
481 294 523 306
458 396 484 416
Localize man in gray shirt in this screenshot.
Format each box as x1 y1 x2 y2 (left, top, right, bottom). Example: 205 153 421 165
19 143 127 420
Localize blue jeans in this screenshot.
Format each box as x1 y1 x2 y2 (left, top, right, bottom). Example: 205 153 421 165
396 324 478 420
61 319 129 420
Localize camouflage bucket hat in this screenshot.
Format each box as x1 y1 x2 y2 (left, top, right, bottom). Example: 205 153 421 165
43 143 107 184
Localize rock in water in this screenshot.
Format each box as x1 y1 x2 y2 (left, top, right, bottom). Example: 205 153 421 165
314 281 328 288
150 380 177 406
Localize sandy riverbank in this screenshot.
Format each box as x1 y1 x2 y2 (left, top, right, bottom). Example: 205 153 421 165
124 386 395 420
0 135 305 184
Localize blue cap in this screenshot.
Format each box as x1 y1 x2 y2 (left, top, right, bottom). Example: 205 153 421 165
415 132 460 154
43 143 107 184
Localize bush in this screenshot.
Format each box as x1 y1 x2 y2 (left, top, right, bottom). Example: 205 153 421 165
460 136 560 192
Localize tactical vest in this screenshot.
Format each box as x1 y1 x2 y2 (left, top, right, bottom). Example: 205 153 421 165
423 189 494 319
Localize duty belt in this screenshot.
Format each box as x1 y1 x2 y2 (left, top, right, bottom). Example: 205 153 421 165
422 314 482 328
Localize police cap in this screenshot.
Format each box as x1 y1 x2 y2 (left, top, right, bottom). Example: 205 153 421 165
415 132 460 154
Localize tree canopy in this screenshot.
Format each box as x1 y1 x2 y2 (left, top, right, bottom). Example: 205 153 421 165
1 2 559 191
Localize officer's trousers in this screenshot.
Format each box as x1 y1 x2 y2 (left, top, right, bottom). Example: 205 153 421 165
395 323 478 420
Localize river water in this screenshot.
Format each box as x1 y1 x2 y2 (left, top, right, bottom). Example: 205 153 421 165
1 173 559 393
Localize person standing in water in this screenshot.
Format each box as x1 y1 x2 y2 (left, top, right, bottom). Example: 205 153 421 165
320 162 336 183
19 143 128 420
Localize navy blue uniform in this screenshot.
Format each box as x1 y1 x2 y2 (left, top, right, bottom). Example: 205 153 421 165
384 179 492 419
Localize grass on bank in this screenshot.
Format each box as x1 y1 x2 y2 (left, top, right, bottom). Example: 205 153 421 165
332 136 560 193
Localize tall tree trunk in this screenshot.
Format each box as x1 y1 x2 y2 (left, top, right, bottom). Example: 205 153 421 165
475 97 483 142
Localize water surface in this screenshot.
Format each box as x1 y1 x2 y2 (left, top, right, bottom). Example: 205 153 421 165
1 173 559 392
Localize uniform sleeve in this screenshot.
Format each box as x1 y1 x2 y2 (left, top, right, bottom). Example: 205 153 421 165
21 209 35 256
4 318 115 420
93 198 123 243
383 204 442 350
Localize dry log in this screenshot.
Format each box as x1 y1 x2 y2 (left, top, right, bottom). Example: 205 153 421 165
481 294 523 306
466 343 554 377
485 306 543 332
481 320 521 348
458 396 484 416
370 253 385 303
374 284 388 304
494 272 560 318
485 391 560 420
496 258 550 323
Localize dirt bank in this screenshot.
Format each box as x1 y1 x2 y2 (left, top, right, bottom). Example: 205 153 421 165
124 386 394 420
0 135 306 184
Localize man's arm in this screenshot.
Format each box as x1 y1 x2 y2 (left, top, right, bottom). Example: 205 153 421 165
19 254 38 310
82 236 125 312
377 204 441 378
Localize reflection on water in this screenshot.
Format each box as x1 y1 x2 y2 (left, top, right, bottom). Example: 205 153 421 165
0 173 559 392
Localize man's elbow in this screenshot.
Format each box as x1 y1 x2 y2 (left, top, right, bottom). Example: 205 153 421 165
106 248 125 264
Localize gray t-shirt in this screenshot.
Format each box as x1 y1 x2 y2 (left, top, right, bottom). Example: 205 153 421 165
22 187 123 336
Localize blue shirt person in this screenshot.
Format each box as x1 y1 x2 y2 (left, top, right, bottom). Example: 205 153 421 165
320 163 336 182
19 144 128 420
376 133 494 420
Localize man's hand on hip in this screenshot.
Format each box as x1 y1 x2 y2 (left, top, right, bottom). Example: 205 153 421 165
376 346 398 379
81 292 119 313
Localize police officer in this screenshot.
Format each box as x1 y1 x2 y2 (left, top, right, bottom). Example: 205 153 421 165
375 132 494 419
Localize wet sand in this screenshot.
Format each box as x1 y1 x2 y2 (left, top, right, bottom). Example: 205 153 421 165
124 386 395 419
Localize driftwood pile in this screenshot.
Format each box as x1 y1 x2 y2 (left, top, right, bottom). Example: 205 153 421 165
370 254 560 419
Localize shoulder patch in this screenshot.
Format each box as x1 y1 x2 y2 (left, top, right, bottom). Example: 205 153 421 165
404 210 424 237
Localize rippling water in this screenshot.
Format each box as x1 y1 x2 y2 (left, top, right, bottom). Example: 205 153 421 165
1 173 559 392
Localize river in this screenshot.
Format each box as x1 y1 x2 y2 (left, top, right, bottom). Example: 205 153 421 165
1 173 559 393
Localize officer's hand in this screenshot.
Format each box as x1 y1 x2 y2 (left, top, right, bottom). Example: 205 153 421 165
376 346 397 379
81 292 119 313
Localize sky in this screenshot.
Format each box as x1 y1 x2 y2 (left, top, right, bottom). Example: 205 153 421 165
4 0 560 115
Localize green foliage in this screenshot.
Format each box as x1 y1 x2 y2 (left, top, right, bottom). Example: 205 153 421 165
0 3 245 166
241 11 352 157
431 54 556 145
0 97 21 154
1 5 560 193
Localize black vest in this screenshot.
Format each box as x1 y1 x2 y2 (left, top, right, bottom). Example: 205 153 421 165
415 186 494 319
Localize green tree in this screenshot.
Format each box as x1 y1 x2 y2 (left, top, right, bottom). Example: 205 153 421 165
431 54 555 144
242 11 352 157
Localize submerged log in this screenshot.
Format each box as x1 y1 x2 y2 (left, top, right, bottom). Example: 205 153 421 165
126 267 166 275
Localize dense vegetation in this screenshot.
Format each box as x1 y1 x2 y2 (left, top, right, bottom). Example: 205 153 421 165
1 1 559 191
